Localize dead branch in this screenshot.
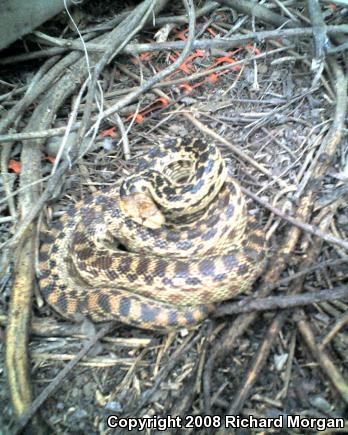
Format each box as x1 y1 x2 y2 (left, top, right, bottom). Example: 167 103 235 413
215 286 348 316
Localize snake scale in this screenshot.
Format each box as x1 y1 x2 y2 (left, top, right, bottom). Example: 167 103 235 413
39 137 267 330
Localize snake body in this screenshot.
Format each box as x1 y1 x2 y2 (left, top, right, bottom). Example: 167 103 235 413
39 137 267 330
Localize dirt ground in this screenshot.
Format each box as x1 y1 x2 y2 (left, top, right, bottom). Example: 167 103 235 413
0 0 348 434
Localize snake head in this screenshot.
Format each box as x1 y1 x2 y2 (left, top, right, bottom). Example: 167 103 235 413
120 192 165 229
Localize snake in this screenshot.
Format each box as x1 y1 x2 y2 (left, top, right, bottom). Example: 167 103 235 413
39 137 268 330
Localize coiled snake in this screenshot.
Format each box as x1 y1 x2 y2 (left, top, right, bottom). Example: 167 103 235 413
39 137 267 330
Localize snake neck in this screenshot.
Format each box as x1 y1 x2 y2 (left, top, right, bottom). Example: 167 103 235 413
120 138 228 220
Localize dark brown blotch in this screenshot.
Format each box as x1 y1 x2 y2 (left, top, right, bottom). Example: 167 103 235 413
73 231 85 244
41 283 55 297
57 293 68 313
249 233 265 247
163 186 175 196
54 220 64 231
187 228 201 240
213 273 226 282
57 231 67 240
153 258 167 278
243 247 260 261
39 250 49 262
76 247 94 260
136 258 152 276
167 310 178 327
238 263 249 275
176 240 193 251
42 233 55 244
118 257 133 274
97 294 112 313
196 139 207 151
51 244 59 254
185 277 201 287
67 205 76 217
155 175 165 187
201 228 218 241
67 288 77 298
39 268 50 279
119 296 131 317
205 214 219 228
141 303 161 323
207 183 215 196
225 204 234 218
198 258 215 276
49 259 57 268
183 310 195 325
144 274 154 285
107 269 118 280
126 273 137 282
217 163 224 176
198 151 209 163
166 231 180 243
222 253 238 269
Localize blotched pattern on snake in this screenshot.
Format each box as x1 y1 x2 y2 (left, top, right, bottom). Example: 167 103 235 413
39 137 267 330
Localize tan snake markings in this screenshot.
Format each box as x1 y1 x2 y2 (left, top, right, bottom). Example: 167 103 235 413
39 137 267 330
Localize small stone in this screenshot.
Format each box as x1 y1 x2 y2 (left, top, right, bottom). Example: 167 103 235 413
70 408 88 421
274 353 288 371
56 402 65 411
105 401 122 413
103 137 113 151
310 395 332 413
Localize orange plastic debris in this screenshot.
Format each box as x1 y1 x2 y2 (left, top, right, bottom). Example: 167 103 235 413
170 49 206 76
213 54 241 72
134 114 144 123
170 53 191 74
245 44 262 55
175 28 188 41
157 97 169 107
46 156 56 164
179 83 194 93
207 27 217 37
126 97 169 124
100 127 117 138
208 73 219 83
139 52 153 61
8 160 21 174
